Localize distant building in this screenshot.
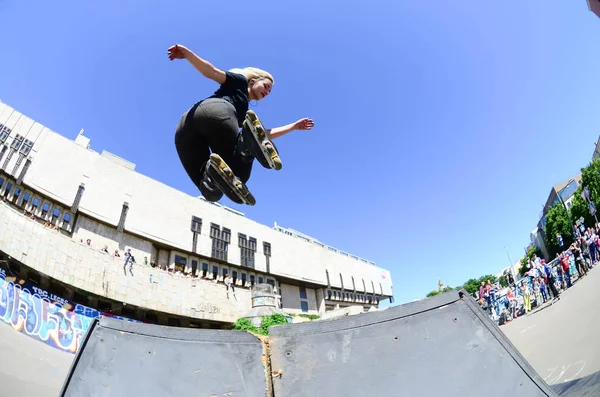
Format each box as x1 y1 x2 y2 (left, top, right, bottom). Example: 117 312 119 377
592 136 600 160
534 174 582 260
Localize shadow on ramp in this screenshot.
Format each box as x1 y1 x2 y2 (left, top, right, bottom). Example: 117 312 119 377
552 370 600 396
59 291 560 396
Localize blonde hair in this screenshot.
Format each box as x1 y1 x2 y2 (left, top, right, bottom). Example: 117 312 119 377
229 67 274 85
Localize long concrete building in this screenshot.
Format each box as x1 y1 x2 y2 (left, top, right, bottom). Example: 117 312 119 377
0 101 394 328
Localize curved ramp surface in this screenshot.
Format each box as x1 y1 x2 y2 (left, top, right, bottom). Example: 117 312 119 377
58 318 268 397
268 291 558 397
60 292 559 397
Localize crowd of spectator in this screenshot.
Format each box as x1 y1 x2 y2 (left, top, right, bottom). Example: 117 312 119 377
477 226 599 326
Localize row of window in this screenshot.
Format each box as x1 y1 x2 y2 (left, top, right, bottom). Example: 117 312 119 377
327 289 380 305
0 175 73 231
189 220 272 271
173 253 275 288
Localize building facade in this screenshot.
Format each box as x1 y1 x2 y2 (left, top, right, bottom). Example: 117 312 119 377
0 101 393 327
534 174 582 260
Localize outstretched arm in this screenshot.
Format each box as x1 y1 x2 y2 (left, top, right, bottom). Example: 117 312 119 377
168 44 226 84
268 118 315 139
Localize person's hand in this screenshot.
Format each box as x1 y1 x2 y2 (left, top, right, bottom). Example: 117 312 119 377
294 118 315 131
168 44 190 60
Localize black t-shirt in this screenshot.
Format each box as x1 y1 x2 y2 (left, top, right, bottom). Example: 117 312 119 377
208 71 249 127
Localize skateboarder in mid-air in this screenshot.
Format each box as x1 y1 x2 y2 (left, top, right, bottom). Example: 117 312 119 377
168 44 315 206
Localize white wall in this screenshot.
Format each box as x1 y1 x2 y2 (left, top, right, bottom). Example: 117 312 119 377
0 202 251 323
0 103 394 299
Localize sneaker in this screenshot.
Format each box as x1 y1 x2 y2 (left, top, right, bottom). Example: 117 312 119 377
242 110 283 170
206 153 256 206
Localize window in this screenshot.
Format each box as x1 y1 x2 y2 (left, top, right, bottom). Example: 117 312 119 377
52 208 61 221
16 159 31 185
19 139 33 156
191 216 202 253
191 260 198 276
10 134 24 150
12 187 21 203
238 234 257 268
3 182 12 196
258 276 264 284
21 192 30 207
0 177 4 189
191 216 202 232
263 242 271 256
212 265 218 279
263 241 271 273
0 125 11 143
300 301 309 313
174 255 187 265
241 273 247 285
267 279 275 287
210 224 230 261
250 275 256 287
32 197 40 210
41 202 50 217
232 271 238 283
71 184 85 213
201 263 208 278
62 213 72 229
327 290 332 300
117 202 129 232
222 268 228 277
299 286 307 300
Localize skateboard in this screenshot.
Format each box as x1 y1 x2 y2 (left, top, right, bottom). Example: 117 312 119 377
242 110 282 170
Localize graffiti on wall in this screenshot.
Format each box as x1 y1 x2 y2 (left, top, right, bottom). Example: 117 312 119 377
0 269 138 354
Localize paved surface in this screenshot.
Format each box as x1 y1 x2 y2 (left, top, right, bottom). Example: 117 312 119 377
0 322 73 396
502 265 600 396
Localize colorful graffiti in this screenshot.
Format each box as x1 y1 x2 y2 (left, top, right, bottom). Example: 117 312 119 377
0 269 138 354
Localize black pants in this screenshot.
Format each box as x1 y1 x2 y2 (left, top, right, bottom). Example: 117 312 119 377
174 99 253 196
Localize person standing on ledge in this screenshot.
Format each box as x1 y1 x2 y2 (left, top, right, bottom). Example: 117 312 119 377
168 44 315 206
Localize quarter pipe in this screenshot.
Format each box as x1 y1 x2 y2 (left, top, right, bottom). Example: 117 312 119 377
59 291 559 396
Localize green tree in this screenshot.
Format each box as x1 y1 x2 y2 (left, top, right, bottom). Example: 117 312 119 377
580 158 600 207
570 159 600 229
460 275 497 295
544 203 574 258
498 275 508 288
425 286 454 298
569 187 595 230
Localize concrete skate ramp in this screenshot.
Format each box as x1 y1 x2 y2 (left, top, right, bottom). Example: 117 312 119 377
60 291 558 396
268 291 558 397
58 317 268 397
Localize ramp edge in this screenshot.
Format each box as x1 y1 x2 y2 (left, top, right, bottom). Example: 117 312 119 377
463 292 559 396
269 289 462 337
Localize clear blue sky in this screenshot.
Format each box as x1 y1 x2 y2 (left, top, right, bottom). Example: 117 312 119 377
1 1 599 304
